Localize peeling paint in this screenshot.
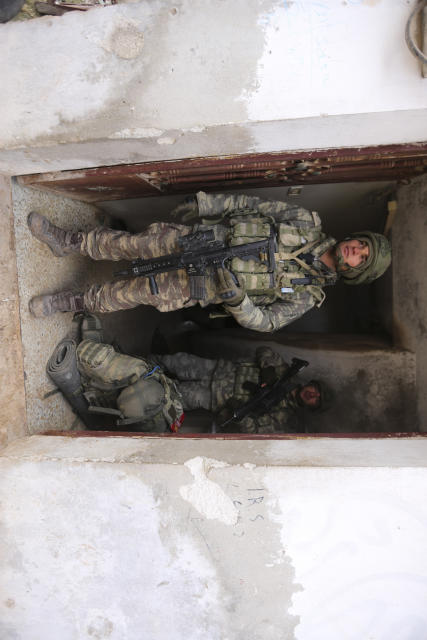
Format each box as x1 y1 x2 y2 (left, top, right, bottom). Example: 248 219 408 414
180 457 239 525
157 136 177 145
183 126 207 134
108 128 164 139
0 0 426 163
101 18 144 60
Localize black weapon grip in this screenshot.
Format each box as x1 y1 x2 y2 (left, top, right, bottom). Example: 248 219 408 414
149 276 159 295
220 356 310 427
221 261 240 286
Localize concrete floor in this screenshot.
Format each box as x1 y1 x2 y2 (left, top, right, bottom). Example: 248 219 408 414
11 179 192 435
12 181 169 433
12 180 104 433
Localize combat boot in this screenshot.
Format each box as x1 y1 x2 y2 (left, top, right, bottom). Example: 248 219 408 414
29 290 85 318
27 212 83 257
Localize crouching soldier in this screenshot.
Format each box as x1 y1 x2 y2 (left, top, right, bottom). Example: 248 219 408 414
48 314 184 432
151 346 333 434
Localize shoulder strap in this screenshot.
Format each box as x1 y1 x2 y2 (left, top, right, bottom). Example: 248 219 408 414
275 240 321 278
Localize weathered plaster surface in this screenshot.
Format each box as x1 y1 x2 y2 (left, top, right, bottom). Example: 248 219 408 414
0 1 426 174
0 176 27 448
1 435 427 639
0 0 268 148
180 456 239 525
266 466 427 640
0 440 299 639
247 0 427 121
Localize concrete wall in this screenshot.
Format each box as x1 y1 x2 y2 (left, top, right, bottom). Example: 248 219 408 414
1 434 427 640
393 175 427 430
0 176 27 447
0 0 426 174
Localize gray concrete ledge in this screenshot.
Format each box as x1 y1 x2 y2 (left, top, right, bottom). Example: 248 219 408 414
1 110 426 176
2 434 427 468
0 176 27 448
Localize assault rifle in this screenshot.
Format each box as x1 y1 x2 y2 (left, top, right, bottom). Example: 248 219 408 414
114 228 276 300
215 357 309 431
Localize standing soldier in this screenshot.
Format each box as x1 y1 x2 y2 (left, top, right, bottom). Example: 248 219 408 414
151 346 333 434
28 191 391 332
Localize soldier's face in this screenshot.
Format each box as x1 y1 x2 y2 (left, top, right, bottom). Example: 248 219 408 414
336 239 370 269
299 384 321 409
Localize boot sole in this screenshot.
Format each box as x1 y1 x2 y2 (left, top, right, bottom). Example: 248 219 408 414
27 211 66 257
28 296 50 318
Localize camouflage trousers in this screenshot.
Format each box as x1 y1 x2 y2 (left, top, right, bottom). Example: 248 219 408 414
152 353 217 411
80 223 198 313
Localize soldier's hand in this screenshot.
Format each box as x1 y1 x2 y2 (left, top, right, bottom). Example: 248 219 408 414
170 196 198 222
242 380 258 393
216 267 245 306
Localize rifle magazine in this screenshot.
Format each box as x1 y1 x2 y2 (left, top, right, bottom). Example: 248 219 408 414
189 275 207 300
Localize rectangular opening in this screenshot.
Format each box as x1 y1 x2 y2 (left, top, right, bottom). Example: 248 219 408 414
12 144 427 438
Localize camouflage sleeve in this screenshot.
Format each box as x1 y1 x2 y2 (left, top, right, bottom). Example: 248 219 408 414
196 191 313 221
224 291 316 332
196 191 268 218
239 407 298 434
257 202 315 227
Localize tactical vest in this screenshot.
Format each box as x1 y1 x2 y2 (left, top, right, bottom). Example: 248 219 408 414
211 360 294 413
233 362 261 400
218 208 335 307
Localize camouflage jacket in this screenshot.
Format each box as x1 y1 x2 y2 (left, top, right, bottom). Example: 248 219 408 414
212 345 301 434
196 191 338 332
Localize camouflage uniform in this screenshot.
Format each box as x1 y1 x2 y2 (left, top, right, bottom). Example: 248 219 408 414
76 339 184 432
152 346 301 434
79 192 338 331
81 222 196 313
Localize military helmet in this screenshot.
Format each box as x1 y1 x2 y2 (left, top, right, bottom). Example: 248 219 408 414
117 377 165 421
117 375 185 432
338 231 391 286
305 379 335 413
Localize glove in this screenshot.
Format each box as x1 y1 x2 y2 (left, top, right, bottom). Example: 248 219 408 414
260 366 277 386
170 196 198 222
216 267 246 306
242 380 258 393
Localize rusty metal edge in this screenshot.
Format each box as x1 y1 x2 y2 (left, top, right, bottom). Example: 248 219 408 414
40 430 426 439
17 142 427 184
